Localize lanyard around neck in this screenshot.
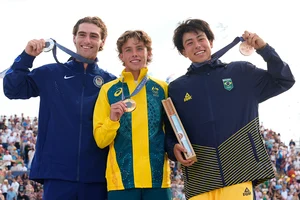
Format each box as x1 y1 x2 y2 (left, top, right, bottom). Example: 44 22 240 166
192 36 244 68
121 75 148 100
48 38 95 64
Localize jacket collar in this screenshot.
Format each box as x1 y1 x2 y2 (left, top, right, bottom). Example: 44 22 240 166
120 67 148 82
65 57 99 73
187 59 227 74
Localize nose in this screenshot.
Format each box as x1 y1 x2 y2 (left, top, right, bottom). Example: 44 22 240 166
84 36 91 43
195 41 201 49
132 49 138 57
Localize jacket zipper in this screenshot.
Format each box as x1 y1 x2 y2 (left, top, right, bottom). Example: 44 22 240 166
77 68 86 181
206 73 226 186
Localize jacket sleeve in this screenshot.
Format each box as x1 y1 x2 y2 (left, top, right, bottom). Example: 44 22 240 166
3 51 39 99
164 97 179 161
93 85 120 149
254 44 295 103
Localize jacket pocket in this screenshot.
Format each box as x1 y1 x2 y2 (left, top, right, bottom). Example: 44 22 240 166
247 132 260 162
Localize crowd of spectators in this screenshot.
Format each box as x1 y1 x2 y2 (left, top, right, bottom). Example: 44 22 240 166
1 114 299 200
0 114 42 200
257 124 300 200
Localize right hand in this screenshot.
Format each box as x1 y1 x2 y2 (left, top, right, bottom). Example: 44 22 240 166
242 31 266 50
173 143 195 167
25 39 46 57
110 100 127 121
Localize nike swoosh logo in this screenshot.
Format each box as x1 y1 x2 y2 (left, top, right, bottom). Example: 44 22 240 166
64 75 75 80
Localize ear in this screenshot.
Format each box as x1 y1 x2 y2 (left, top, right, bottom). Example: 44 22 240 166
73 35 76 44
210 40 213 48
181 49 187 57
101 39 106 46
147 50 152 60
119 53 126 67
99 39 105 51
119 53 123 61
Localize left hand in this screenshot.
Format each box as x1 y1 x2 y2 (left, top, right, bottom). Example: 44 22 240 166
242 31 267 50
173 144 195 167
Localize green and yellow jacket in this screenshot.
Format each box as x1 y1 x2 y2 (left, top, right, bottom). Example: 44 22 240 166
93 67 170 191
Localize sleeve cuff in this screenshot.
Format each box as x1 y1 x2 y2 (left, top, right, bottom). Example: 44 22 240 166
256 43 275 62
105 117 120 130
12 51 36 69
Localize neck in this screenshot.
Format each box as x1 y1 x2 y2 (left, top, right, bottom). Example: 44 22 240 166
132 71 140 81
83 63 88 69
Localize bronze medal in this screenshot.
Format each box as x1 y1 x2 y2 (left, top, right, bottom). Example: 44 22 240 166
239 41 254 56
123 99 136 112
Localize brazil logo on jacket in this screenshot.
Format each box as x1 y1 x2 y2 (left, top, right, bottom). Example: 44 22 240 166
222 78 234 91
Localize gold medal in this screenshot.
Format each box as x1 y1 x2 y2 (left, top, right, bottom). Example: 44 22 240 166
123 99 136 112
239 41 254 56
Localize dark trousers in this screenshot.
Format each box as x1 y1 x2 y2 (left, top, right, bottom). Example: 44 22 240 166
43 179 107 200
108 188 171 200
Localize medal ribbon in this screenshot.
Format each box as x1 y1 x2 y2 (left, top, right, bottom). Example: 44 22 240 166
50 38 95 64
192 36 244 68
0 39 95 79
121 76 148 100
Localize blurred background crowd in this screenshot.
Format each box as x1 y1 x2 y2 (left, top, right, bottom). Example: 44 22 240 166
0 114 299 200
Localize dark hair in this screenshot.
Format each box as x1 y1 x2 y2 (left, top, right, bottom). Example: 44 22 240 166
72 16 107 51
173 19 215 55
116 30 152 65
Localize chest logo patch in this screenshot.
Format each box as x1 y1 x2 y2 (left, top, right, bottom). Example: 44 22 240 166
152 86 159 97
114 88 123 97
94 76 104 88
184 93 192 102
222 78 234 91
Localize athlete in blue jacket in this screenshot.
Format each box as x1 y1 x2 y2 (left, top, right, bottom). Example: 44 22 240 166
165 19 295 200
3 16 116 200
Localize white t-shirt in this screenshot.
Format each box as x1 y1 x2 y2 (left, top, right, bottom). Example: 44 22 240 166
11 181 19 193
281 190 288 199
2 154 12 166
1 134 8 143
7 136 16 144
1 184 8 193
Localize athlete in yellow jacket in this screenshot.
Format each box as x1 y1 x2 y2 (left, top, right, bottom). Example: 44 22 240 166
93 30 171 200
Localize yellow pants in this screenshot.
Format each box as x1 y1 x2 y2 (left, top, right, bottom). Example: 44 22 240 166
190 181 253 200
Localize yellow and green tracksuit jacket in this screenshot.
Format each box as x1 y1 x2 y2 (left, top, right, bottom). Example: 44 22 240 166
93 67 170 191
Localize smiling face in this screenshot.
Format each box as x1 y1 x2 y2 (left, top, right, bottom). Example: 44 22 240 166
73 23 104 60
119 38 151 75
181 31 213 63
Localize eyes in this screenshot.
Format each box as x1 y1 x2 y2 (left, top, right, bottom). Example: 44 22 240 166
124 46 145 53
77 32 100 40
186 38 205 46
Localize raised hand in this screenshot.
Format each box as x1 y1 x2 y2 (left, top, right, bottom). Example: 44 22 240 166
25 39 46 57
242 31 267 50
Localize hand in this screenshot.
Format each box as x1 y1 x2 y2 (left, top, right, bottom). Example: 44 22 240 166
173 143 195 167
110 100 127 121
242 31 266 50
25 39 46 57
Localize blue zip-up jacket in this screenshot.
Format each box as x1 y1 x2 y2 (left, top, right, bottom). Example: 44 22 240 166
3 51 116 184
165 44 295 199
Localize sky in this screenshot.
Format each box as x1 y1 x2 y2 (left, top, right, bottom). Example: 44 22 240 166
0 0 299 145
